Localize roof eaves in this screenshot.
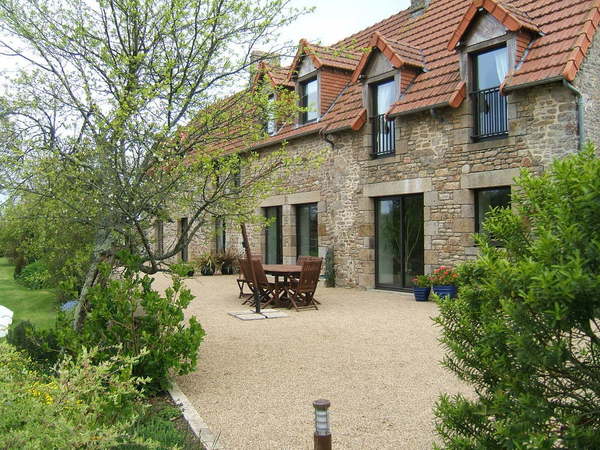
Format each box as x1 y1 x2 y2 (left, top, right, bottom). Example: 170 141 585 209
447 0 541 52
562 0 600 81
246 126 323 151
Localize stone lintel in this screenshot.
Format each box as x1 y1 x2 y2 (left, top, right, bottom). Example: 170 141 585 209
363 178 432 197
460 168 521 189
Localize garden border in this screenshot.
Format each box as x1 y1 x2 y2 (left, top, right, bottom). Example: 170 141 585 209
169 381 224 449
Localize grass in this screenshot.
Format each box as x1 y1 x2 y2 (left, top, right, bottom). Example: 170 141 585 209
0 257 57 329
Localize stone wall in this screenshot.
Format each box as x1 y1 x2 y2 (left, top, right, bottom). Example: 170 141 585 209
161 81 581 288
575 28 600 148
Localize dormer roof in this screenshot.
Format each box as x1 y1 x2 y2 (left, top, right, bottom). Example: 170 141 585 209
447 0 541 51
287 39 362 81
351 31 425 83
251 61 294 89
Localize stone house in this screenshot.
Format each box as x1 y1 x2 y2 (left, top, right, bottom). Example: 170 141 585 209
162 0 600 291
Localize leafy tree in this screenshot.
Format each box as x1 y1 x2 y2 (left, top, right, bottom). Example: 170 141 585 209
434 145 600 448
0 0 312 329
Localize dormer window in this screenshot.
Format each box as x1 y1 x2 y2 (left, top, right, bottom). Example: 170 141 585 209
472 45 508 141
266 94 277 135
371 78 396 157
300 77 318 124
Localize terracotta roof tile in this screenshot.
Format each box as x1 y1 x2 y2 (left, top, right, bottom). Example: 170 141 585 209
217 0 600 146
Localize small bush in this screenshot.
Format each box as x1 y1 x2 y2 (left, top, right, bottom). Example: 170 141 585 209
15 260 52 289
6 320 61 370
63 252 205 393
0 342 155 448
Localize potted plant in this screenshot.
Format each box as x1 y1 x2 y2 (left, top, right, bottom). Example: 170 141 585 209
431 266 459 299
412 274 431 302
196 253 216 276
219 248 238 275
170 262 195 277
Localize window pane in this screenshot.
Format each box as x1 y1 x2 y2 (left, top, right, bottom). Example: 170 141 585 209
402 195 424 287
375 79 395 115
297 203 318 258
302 78 318 122
215 218 226 252
475 47 507 90
476 187 511 232
376 199 402 286
264 206 281 264
266 94 276 135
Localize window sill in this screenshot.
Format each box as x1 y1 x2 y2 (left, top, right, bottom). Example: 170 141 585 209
366 153 399 166
466 136 513 152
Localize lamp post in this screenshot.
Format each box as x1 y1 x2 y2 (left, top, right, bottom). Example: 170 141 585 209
313 399 331 450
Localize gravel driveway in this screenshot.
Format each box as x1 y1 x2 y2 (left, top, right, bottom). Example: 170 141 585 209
152 274 468 449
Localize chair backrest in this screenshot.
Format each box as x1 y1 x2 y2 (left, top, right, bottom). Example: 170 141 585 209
297 259 322 293
297 255 322 265
250 257 270 287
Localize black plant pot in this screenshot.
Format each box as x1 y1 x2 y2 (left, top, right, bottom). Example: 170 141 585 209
200 265 215 276
221 263 234 275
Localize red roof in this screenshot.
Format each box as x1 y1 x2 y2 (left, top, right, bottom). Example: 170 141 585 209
241 0 600 143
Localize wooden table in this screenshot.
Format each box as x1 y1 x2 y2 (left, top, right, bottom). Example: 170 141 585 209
262 264 302 282
261 264 302 307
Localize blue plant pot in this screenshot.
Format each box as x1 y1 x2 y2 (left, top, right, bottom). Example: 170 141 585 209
432 285 458 299
413 286 431 302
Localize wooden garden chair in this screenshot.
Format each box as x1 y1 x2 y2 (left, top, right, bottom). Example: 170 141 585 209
287 259 322 311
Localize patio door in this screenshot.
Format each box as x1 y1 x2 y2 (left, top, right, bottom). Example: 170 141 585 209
264 206 282 264
375 195 424 290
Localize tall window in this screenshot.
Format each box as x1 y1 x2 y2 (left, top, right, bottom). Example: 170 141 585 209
472 46 508 140
475 186 511 233
155 221 164 255
296 203 318 258
215 217 226 253
264 206 282 264
300 77 318 124
179 217 189 262
370 79 396 157
266 94 277 135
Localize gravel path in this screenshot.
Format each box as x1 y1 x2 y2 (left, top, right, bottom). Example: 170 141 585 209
152 274 469 449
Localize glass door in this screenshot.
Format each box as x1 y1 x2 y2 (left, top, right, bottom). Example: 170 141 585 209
264 206 282 264
375 194 424 290
296 203 318 258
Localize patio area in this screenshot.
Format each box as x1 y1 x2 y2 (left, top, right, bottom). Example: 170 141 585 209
152 273 469 449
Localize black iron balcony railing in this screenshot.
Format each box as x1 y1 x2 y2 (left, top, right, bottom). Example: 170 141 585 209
371 114 395 157
472 86 508 140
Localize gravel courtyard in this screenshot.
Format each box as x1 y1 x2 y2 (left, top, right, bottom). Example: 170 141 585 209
153 274 469 449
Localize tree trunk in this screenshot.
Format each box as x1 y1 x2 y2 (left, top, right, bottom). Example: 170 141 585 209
73 229 113 331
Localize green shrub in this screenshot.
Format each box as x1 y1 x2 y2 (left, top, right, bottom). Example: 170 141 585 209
15 260 52 289
170 261 196 277
6 320 61 370
434 146 600 448
63 252 205 393
0 342 156 448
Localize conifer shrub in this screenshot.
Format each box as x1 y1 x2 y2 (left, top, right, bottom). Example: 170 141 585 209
434 146 600 448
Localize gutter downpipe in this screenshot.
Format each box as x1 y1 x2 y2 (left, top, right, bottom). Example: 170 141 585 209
562 80 585 151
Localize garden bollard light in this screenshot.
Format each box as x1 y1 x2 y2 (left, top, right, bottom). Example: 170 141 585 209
313 399 332 450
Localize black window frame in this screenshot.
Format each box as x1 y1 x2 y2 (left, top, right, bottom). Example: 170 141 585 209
370 78 396 158
474 186 511 234
263 206 282 264
471 45 509 142
295 203 319 259
299 76 318 124
215 217 226 253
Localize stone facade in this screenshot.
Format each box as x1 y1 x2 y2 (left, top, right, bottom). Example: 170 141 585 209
160 7 600 290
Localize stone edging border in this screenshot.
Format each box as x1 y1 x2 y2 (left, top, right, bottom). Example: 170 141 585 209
168 381 224 449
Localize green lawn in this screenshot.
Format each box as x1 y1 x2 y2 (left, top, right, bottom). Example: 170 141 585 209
0 257 57 329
